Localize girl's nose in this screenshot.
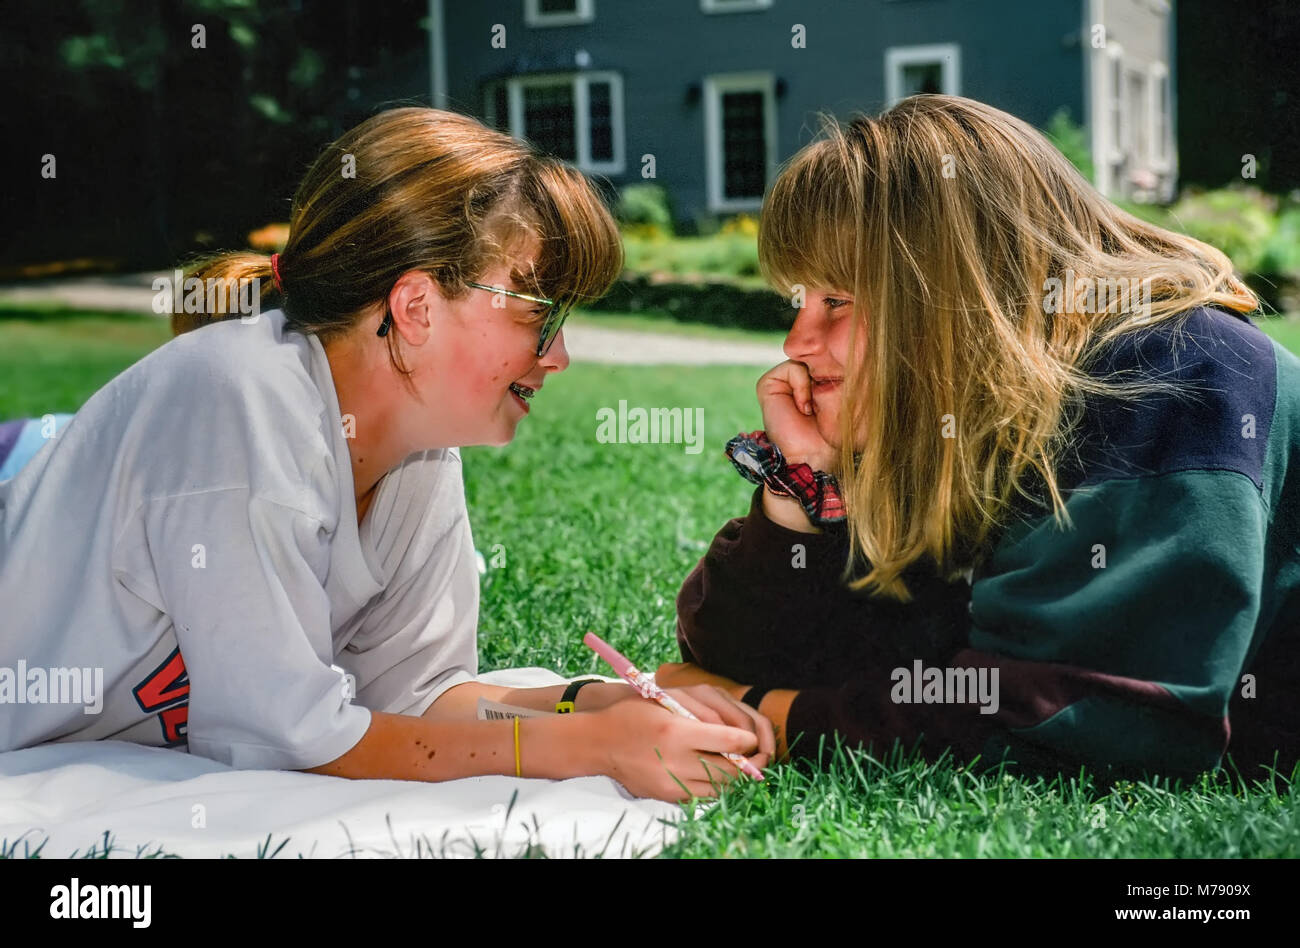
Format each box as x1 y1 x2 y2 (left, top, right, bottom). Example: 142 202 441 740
541 327 571 372
783 308 826 363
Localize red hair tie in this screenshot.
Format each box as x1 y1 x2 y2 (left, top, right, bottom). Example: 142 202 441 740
270 252 284 292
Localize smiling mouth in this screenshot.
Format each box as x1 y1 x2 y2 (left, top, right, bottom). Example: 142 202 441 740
509 382 536 400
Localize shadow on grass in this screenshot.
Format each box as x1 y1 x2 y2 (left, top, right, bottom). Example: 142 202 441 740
0 302 163 323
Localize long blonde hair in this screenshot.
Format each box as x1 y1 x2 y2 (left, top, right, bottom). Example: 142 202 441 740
176 107 623 389
758 94 1258 602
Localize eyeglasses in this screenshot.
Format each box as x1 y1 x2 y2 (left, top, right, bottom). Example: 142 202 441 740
467 281 574 357
377 280 573 358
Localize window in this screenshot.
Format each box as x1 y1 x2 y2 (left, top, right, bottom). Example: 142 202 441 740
524 82 577 160
524 0 594 27
884 44 961 106
1125 67 1148 160
484 72 625 174
701 0 774 12
1147 62 1171 168
585 78 614 163
1107 43 1125 163
703 72 777 211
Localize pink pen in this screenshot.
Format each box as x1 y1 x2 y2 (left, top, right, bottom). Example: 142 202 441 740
583 631 765 782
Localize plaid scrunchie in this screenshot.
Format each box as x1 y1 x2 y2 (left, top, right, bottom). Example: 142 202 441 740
724 430 846 525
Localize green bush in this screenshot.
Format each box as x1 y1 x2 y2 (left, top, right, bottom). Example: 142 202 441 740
615 183 674 237
622 232 764 281
614 179 1300 328
1114 199 1172 229
686 233 761 278
1164 186 1278 274
1259 205 1300 276
584 273 792 331
1042 108 1095 184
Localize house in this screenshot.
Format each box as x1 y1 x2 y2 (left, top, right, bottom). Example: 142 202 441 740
427 0 1176 230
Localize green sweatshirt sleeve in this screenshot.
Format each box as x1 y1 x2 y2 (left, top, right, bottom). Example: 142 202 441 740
968 468 1268 777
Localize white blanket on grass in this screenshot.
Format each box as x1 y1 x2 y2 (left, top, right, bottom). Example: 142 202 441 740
0 668 690 859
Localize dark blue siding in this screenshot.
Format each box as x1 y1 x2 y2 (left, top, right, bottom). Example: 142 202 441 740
439 1 1088 228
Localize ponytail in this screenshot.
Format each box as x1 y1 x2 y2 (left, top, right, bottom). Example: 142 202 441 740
171 251 281 336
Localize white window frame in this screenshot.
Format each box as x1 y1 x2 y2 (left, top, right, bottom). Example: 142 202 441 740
484 71 625 175
1122 65 1147 159
703 71 777 213
1106 42 1126 164
524 0 594 28
884 43 961 106
701 0 774 12
1147 61 1171 170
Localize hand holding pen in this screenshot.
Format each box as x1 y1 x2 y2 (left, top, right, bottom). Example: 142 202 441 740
584 632 769 784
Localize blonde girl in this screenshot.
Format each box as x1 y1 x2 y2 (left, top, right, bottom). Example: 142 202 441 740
660 94 1299 786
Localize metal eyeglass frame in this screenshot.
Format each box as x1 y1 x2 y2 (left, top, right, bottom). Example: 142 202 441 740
376 280 572 357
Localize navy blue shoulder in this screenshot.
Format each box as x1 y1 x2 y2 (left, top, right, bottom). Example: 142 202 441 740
1058 306 1277 493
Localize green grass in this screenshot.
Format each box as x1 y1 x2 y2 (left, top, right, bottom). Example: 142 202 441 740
465 359 763 676
0 304 172 417
2 305 1299 858
1259 313 1300 354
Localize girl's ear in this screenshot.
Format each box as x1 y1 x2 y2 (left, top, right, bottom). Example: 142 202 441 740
386 270 440 341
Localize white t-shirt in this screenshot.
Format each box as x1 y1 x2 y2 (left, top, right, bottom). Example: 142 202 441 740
0 309 479 770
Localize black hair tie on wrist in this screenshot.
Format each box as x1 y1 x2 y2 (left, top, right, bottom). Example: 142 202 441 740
742 685 771 710
556 677 604 713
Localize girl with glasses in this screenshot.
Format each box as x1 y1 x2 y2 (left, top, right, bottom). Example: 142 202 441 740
0 107 772 803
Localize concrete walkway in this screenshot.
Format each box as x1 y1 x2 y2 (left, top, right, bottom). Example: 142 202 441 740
0 272 784 367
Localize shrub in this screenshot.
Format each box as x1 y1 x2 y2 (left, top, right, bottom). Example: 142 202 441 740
688 234 761 278
719 213 760 237
616 183 674 237
584 273 792 331
1042 108 1095 185
1115 199 1172 229
1259 205 1300 277
1164 186 1278 275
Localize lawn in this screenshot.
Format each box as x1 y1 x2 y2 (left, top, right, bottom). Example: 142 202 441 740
2 305 1298 857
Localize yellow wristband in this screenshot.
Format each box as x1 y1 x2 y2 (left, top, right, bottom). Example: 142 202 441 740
513 715 521 778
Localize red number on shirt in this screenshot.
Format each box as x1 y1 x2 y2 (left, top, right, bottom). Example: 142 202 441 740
159 703 188 744
132 647 190 747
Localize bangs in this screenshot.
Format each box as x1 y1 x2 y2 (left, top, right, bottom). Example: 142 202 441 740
758 120 864 301
488 156 624 315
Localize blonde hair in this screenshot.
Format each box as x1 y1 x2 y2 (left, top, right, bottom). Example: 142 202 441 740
759 94 1258 602
175 107 623 388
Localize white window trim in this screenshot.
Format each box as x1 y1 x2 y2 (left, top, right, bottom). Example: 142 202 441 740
1106 42 1126 164
701 0 774 12
524 0 594 28
1147 61 1171 171
884 43 961 106
1122 65 1146 158
484 72 625 175
703 71 777 213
